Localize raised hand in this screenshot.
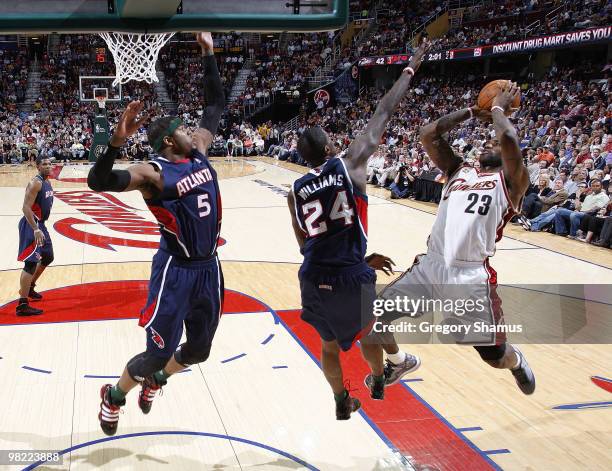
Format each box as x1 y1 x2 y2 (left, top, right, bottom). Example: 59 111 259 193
407 38 431 74
492 81 520 113
112 101 147 144
196 32 214 54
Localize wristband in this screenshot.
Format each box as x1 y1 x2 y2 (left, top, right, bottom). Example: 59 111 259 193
491 105 505 113
106 141 123 156
403 66 415 76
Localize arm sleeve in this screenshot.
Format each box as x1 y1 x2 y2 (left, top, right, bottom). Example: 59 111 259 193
540 191 565 205
87 143 131 192
198 55 225 135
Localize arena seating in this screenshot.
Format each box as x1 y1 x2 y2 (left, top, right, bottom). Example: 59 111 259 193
0 5 609 247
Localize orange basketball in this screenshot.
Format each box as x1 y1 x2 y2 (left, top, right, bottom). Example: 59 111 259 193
477 79 520 113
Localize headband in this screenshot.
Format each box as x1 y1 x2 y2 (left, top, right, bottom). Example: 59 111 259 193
151 117 183 152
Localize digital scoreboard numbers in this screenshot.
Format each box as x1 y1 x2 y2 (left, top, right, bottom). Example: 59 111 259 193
357 26 610 67
95 47 106 63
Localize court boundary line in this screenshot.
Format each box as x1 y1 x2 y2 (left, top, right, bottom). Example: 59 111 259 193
1 295 403 469
23 431 319 470
275 308 497 470
2 275 609 311
378 189 612 271
399 381 504 470
0 283 281 326
272 311 415 469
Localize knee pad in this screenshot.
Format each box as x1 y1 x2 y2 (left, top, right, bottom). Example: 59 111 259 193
474 344 507 362
23 261 37 275
40 252 54 267
174 343 212 366
126 352 169 382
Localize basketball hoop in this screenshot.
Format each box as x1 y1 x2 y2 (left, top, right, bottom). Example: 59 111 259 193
99 32 175 87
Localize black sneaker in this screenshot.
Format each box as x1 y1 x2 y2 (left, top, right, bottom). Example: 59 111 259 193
16 303 43 316
28 284 43 301
99 384 125 436
383 354 421 386
335 392 361 420
363 373 385 400
511 346 536 395
138 375 166 414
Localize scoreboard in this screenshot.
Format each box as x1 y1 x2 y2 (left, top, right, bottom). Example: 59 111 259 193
358 26 611 67
95 47 106 63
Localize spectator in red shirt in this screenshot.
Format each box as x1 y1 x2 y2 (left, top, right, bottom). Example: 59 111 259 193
575 145 592 165
536 146 555 166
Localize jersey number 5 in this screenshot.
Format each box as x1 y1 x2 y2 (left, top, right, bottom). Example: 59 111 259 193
302 190 354 236
198 194 211 217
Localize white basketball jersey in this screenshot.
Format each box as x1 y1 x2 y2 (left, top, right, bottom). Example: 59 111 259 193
427 165 515 265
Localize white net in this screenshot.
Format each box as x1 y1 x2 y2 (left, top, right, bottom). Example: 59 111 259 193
99 32 176 87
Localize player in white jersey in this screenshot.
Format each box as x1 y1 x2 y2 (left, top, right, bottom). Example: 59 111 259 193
381 83 535 394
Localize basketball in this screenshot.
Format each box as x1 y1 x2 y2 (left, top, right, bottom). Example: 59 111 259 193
477 79 520 112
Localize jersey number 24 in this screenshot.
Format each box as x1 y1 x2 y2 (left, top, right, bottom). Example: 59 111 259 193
301 190 354 236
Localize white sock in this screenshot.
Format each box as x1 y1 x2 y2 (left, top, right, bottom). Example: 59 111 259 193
511 351 521 370
387 351 407 365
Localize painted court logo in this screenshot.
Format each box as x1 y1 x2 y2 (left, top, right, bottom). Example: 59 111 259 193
53 190 161 250
150 328 165 349
53 190 225 251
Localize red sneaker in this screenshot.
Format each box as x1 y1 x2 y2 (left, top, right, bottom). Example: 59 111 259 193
98 384 125 436
138 376 166 414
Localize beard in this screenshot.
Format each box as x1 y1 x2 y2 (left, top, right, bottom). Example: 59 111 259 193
479 152 502 168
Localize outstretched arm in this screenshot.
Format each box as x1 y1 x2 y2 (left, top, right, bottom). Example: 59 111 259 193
87 101 160 198
192 32 225 155
344 40 429 191
491 82 529 209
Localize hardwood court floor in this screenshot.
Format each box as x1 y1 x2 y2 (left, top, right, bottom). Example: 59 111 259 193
0 158 610 470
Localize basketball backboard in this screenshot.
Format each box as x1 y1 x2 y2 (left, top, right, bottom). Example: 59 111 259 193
0 0 348 33
79 76 122 102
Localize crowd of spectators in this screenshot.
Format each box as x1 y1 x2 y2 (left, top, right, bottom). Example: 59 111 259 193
160 37 243 120
0 33 164 164
263 61 611 248
432 0 610 53
0 48 28 113
351 0 609 58
229 34 323 115
0 3 609 249
359 0 444 56
461 0 553 22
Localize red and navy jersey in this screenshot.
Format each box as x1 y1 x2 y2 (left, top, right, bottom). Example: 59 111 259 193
293 156 368 273
32 174 54 222
146 149 222 260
